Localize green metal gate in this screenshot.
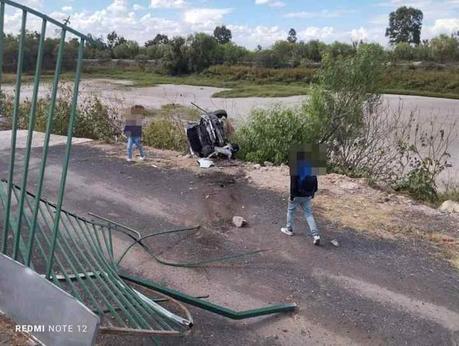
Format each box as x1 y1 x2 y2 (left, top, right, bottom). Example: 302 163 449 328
0 0 192 336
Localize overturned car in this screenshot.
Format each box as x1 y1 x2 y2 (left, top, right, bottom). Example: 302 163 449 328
186 107 239 159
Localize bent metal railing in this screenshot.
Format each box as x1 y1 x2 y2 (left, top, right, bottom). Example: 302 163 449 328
0 0 192 336
0 0 297 340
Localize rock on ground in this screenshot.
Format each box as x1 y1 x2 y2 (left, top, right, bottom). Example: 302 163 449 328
439 200 459 214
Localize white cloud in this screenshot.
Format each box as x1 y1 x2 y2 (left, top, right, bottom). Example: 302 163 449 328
184 8 232 27
284 9 355 19
20 0 42 9
429 18 459 35
133 4 145 11
150 0 186 8
229 25 286 48
351 27 369 42
255 0 286 8
62 6 73 12
298 27 335 40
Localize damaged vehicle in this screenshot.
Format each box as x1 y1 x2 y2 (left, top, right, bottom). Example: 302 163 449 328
186 104 239 159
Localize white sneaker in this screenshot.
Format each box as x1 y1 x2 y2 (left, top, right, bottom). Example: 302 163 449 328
281 227 294 236
126 157 133 162
313 235 321 246
139 156 145 161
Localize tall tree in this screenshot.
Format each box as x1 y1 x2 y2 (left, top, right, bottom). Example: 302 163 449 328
386 6 423 45
145 34 169 47
287 28 297 43
213 25 232 44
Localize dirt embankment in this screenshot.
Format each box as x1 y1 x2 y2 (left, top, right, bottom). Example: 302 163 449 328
97 142 459 269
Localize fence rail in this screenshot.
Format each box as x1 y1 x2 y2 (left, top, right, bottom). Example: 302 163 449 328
0 0 191 336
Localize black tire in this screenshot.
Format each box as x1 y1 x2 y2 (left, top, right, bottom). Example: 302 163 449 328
211 109 228 119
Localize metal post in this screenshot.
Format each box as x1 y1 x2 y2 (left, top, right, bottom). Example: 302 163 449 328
120 273 297 320
16 18 47 266
5 9 26 257
45 37 84 278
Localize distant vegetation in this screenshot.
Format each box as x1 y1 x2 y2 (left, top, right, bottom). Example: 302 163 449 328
0 6 458 99
234 44 457 204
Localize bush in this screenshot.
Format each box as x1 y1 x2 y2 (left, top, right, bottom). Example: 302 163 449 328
142 104 199 152
306 44 384 146
233 43 456 203
1 86 122 142
143 116 188 151
233 105 312 164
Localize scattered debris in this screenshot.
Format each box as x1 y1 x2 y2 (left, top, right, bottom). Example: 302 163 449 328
232 216 247 228
264 161 274 167
330 239 340 247
439 200 459 214
198 158 215 168
253 164 261 170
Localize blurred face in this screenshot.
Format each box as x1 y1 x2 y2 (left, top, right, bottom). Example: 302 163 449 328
289 144 327 176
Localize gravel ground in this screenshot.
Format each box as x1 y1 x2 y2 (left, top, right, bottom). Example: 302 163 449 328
1 139 458 345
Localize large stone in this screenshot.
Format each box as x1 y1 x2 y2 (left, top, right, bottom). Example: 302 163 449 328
439 200 459 213
232 216 247 228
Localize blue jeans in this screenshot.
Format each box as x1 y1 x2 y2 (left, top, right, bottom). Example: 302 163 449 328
286 197 319 237
127 136 145 159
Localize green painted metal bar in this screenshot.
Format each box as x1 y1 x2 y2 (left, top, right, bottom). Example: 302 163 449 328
58 211 140 324
59 213 132 328
4 183 63 289
0 184 38 269
6 9 26 258
81 221 183 332
12 187 82 300
120 273 297 320
81 223 177 332
27 27 66 265
0 2 5 89
18 18 47 266
68 217 153 330
1 0 89 40
45 37 84 279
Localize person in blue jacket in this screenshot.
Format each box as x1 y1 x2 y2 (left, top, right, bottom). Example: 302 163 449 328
281 150 320 245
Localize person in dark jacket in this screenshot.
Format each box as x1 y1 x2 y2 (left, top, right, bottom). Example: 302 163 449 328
124 105 146 162
281 150 320 245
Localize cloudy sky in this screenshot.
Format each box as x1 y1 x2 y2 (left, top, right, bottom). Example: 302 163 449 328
6 0 459 48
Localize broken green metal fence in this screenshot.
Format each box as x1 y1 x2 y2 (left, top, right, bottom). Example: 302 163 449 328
0 0 297 338
0 0 192 335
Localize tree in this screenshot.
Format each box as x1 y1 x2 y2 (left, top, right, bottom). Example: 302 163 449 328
145 34 169 47
162 36 189 75
213 25 232 44
386 6 423 45
430 34 459 62
188 33 219 72
287 28 297 43
112 40 139 59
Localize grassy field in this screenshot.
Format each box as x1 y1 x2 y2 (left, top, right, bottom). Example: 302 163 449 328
382 66 459 100
3 64 459 99
80 65 459 99
77 69 309 98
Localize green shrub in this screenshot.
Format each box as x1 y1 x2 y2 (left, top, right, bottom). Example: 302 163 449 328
395 168 438 202
143 115 188 152
233 105 312 164
207 65 317 83
1 86 122 142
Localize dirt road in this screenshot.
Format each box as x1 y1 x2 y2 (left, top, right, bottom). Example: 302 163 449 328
0 139 458 345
